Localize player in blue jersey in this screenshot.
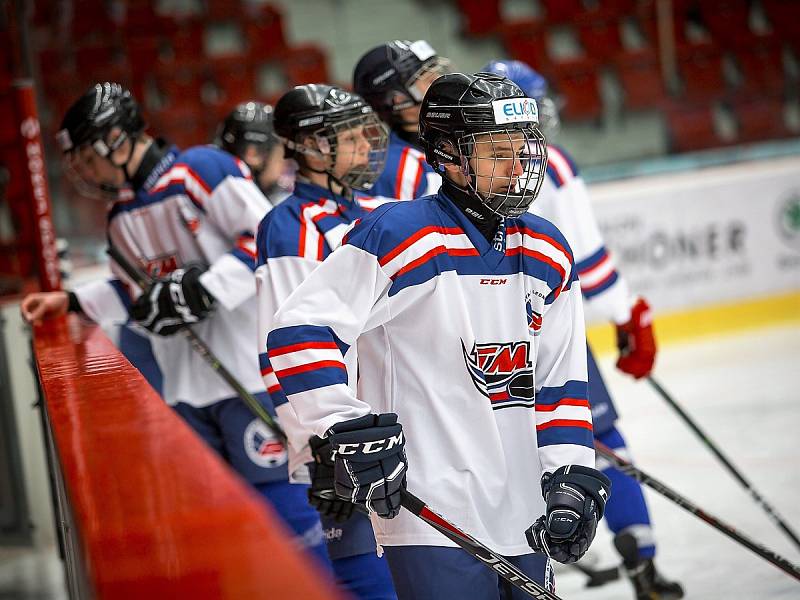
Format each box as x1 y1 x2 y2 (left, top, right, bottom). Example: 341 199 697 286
353 40 446 200
20 83 330 569
254 84 397 600
484 59 684 600
217 101 293 205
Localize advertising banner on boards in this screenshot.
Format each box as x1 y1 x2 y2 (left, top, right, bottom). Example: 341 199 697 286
588 156 800 317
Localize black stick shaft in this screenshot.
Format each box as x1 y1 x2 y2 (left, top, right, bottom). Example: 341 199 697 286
399 490 563 600
106 246 286 442
648 376 800 551
595 440 800 582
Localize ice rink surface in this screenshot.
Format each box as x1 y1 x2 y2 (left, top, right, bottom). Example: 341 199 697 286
557 323 800 600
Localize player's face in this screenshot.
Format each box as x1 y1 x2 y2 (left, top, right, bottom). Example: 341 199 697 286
331 125 372 179
468 131 528 198
69 143 125 189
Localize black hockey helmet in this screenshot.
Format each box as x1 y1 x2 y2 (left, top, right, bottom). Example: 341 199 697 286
273 84 388 191
218 101 277 158
56 82 145 157
56 82 146 197
353 40 449 129
418 72 548 218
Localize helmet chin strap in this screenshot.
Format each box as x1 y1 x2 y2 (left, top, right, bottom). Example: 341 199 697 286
104 133 140 183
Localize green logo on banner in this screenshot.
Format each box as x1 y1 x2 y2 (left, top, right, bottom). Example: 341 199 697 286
777 193 800 251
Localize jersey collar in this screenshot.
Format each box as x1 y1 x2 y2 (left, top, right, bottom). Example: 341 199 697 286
293 179 356 209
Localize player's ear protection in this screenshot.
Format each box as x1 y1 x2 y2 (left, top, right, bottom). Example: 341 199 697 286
431 136 459 167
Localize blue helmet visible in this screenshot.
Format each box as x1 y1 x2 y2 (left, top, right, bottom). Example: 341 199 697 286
482 60 548 99
482 60 560 136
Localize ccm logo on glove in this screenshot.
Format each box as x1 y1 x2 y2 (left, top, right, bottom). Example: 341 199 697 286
336 432 404 455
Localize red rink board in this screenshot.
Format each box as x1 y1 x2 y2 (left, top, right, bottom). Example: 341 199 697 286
33 316 344 599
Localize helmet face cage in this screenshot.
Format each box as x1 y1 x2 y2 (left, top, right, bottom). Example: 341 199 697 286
309 110 389 190
61 130 130 201
456 124 547 218
404 56 451 104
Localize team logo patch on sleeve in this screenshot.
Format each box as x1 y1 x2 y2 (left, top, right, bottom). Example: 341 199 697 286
461 339 535 410
244 419 288 469
526 292 542 335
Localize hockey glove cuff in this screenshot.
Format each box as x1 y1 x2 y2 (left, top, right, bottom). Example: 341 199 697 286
327 413 407 519
307 435 356 523
526 465 611 564
130 265 215 336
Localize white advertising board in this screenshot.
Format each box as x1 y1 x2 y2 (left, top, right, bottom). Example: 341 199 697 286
588 156 800 315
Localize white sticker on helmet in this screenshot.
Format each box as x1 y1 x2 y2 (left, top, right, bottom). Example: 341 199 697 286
410 40 435 61
491 98 539 125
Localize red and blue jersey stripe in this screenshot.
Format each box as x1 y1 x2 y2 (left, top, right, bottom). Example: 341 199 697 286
535 380 593 449
266 325 350 397
576 246 619 299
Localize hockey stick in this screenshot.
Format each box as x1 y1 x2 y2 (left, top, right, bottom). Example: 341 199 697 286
594 440 800 582
106 245 286 442
648 376 800 551
399 490 563 600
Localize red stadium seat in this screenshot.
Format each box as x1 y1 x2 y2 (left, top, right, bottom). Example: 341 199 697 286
665 102 722 152
697 0 751 47
550 57 602 121
762 0 800 41
282 44 330 87
615 48 667 110
457 0 501 36
243 4 287 61
541 0 585 24
207 0 243 21
70 0 114 39
163 20 205 68
732 38 786 96
125 35 162 75
732 94 791 143
500 19 551 75
678 43 727 102
577 19 624 64
210 64 258 107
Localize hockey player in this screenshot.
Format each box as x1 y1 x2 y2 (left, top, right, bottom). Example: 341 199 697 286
19 82 329 566
217 101 292 204
255 84 397 599
353 39 444 200
264 72 612 598
484 59 684 600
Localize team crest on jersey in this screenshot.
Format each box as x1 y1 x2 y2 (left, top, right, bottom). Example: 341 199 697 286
141 252 178 277
526 292 543 335
461 339 535 410
243 419 287 469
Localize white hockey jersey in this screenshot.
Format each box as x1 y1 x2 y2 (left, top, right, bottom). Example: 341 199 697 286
266 190 594 554
255 180 395 474
73 144 272 407
532 146 632 324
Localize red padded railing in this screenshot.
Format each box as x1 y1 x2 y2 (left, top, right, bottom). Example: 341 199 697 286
34 316 344 599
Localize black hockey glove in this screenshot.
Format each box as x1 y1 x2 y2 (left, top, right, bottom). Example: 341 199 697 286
307 435 356 523
526 465 611 564
328 413 407 519
130 265 215 336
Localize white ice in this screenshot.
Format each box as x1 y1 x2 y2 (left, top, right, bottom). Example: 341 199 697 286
555 323 800 600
